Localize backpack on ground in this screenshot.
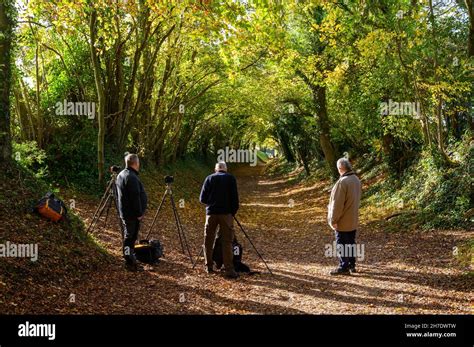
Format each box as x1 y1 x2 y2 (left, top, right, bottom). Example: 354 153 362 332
213 236 251 273
35 192 68 222
134 239 163 264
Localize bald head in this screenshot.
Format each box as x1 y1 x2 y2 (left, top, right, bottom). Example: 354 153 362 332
337 157 352 175
215 161 227 172
125 153 140 171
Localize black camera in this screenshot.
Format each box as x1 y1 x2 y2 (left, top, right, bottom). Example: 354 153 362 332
109 165 121 173
164 175 174 184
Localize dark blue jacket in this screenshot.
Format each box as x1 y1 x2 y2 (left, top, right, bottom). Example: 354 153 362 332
116 167 148 220
199 171 239 215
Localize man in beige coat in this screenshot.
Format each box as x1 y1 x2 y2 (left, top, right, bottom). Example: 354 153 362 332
327 158 361 275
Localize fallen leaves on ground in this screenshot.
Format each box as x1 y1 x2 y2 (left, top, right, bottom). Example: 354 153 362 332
1 163 472 314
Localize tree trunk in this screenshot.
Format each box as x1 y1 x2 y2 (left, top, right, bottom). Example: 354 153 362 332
18 78 36 141
429 0 456 166
296 69 338 178
33 31 43 148
13 88 30 141
466 0 474 57
314 86 338 179
0 2 13 161
297 148 311 176
90 9 106 182
276 129 295 162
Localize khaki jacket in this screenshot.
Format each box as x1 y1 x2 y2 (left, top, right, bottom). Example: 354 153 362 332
327 171 361 232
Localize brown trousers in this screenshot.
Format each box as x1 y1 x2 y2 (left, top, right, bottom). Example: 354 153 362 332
204 214 235 273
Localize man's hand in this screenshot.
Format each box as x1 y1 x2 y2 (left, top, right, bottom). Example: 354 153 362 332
138 215 144 221
332 223 338 230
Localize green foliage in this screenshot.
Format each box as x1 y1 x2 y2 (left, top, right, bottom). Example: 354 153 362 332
455 238 474 272
420 139 473 229
366 135 473 229
12 141 48 179
44 126 124 194
8 0 474 230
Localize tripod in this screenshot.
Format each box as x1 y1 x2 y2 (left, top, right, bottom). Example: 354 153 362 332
86 171 123 239
145 180 194 264
192 216 274 276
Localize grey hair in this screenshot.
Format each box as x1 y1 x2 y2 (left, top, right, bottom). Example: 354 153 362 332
215 161 227 172
125 153 139 167
337 157 352 171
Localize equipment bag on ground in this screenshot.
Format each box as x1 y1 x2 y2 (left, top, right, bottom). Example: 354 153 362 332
135 239 163 264
213 236 250 273
35 192 68 222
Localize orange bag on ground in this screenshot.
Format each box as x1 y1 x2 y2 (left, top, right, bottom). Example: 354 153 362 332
36 192 67 222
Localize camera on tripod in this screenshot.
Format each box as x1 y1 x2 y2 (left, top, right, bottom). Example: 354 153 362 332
144 174 194 264
87 166 122 235
109 165 121 174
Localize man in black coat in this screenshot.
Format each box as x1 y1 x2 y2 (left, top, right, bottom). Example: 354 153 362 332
199 161 239 279
116 154 147 271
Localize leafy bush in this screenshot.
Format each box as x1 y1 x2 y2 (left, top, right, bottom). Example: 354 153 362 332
45 126 98 190
45 126 124 194
367 134 472 229
419 137 473 229
12 141 49 179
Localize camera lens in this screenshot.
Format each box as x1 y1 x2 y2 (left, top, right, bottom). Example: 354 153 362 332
164 175 174 184
110 165 121 173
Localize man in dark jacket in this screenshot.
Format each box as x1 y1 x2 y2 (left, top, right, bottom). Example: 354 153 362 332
199 161 239 279
116 153 148 271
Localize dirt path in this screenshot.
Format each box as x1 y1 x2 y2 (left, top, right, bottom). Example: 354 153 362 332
63 164 472 314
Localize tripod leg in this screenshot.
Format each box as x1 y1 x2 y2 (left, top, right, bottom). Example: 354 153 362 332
87 178 114 233
144 190 168 240
88 192 112 234
234 216 274 276
101 195 113 232
94 194 112 233
170 193 194 264
111 180 125 241
169 194 185 254
192 246 204 269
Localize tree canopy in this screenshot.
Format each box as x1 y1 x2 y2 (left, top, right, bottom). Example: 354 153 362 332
1 0 472 184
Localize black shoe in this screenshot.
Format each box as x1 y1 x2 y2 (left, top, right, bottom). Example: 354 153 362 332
349 266 357 273
205 266 214 274
224 270 239 279
330 267 350 276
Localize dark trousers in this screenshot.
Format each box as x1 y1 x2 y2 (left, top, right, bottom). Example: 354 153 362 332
335 230 356 270
204 214 235 273
122 219 140 264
